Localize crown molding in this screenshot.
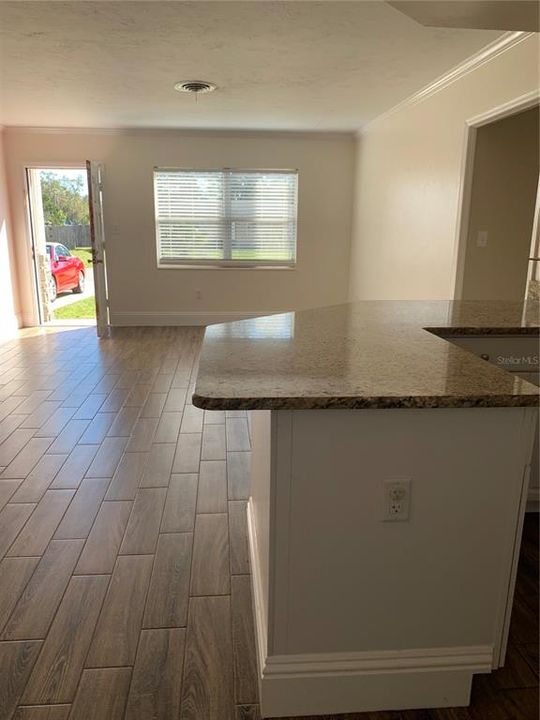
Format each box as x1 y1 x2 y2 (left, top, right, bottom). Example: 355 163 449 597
466 88 539 127
359 30 533 134
3 125 355 142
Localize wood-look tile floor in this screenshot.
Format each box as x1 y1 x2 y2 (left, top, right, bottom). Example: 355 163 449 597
0 325 537 720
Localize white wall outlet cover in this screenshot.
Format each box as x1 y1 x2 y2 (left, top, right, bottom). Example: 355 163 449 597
476 230 488 248
383 478 411 522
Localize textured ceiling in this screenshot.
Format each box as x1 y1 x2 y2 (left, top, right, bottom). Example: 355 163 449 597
0 1 502 131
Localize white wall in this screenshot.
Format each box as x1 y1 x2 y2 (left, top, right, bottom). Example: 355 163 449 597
348 34 539 301
4 129 354 326
0 130 21 336
461 106 539 301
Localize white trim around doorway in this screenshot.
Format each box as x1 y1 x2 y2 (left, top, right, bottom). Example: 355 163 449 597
22 162 96 328
451 90 540 300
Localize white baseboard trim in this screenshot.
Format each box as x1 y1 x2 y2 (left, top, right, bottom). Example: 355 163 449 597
110 310 277 326
259 646 490 718
264 645 494 677
248 501 492 718
258 644 491 717
258 667 475 718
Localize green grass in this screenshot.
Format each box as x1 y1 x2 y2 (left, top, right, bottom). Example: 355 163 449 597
54 296 96 320
71 247 92 267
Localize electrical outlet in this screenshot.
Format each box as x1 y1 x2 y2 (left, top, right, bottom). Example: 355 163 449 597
383 479 411 522
195 289 202 300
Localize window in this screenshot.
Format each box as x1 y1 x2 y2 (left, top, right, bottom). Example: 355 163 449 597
56 245 71 259
154 168 298 267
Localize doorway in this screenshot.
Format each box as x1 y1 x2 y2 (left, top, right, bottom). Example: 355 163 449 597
26 167 95 325
26 163 109 334
454 102 540 301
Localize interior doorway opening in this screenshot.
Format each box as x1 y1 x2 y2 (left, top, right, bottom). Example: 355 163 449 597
453 99 540 303
27 167 96 326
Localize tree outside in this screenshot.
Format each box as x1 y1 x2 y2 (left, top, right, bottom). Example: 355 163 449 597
40 171 89 226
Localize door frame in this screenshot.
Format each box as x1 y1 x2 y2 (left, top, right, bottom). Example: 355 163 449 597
25 167 47 326
525 174 540 298
86 161 110 337
22 161 101 328
451 90 540 300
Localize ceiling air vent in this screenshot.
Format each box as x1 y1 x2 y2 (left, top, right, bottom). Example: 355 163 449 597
174 81 217 94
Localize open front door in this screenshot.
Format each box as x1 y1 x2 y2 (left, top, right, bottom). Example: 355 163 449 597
86 161 109 336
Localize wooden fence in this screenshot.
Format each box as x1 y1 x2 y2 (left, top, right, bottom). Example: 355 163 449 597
45 225 90 249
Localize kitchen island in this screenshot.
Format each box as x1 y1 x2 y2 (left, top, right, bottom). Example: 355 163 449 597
193 300 539 718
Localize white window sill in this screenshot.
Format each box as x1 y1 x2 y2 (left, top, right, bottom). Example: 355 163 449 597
157 263 297 271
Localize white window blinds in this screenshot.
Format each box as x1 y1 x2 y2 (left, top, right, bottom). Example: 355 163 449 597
154 169 298 266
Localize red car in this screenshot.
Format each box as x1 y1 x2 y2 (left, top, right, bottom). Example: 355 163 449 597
46 242 86 301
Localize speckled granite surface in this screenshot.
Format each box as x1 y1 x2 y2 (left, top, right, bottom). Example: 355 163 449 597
193 300 540 410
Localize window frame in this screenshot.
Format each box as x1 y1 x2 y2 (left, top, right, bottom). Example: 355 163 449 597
153 167 298 270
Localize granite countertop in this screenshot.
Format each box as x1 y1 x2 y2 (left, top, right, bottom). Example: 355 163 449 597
193 300 540 410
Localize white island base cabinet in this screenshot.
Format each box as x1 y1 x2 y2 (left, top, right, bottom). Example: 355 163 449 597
247 407 537 718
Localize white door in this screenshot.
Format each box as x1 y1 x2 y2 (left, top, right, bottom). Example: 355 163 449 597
86 161 109 336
